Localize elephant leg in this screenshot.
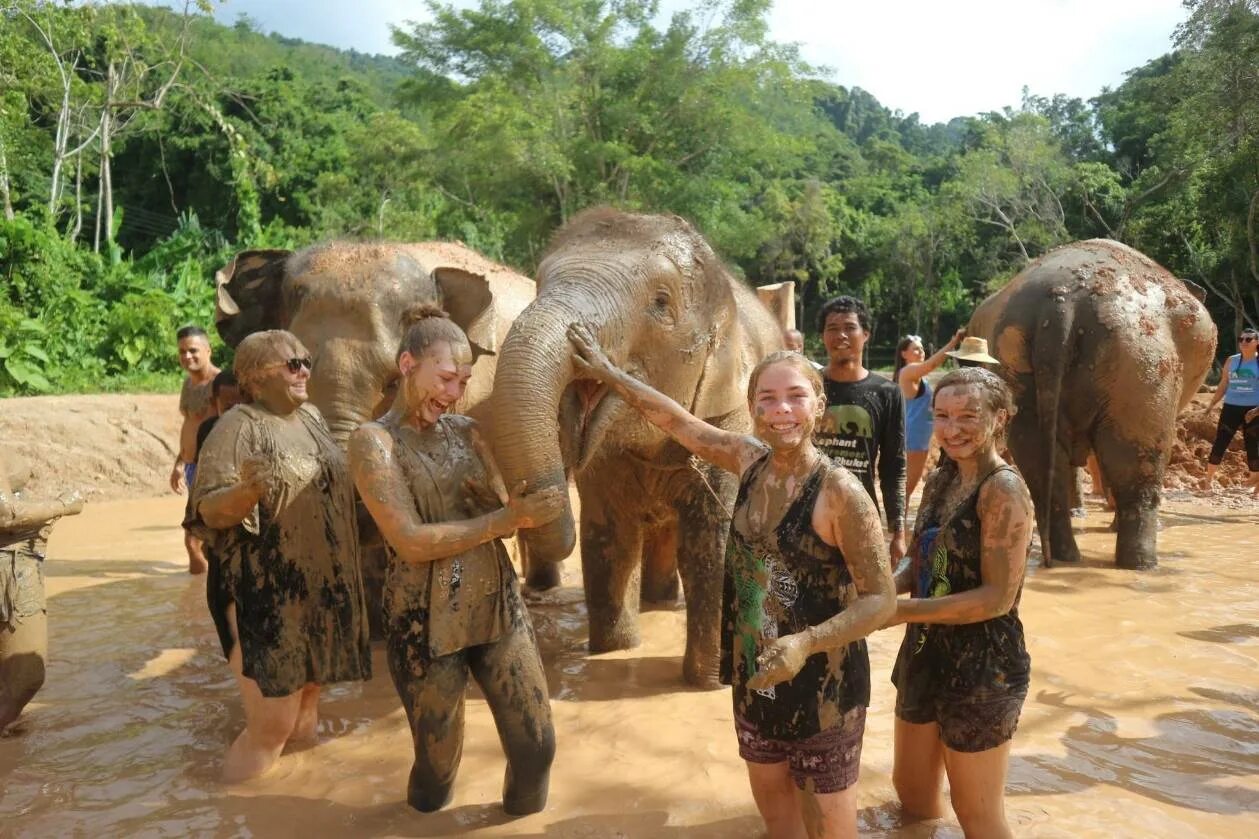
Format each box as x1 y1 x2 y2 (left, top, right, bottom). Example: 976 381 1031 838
674 466 736 690
580 481 644 653
521 539 563 591
640 520 680 606
1094 430 1162 570
1008 413 1080 566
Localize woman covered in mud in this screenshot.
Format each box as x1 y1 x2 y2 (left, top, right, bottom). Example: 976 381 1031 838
0 454 83 732
885 367 1033 839
193 330 370 782
568 326 895 839
348 305 564 816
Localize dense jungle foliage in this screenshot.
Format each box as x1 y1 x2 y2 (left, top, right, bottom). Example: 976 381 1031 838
1 0 1257 395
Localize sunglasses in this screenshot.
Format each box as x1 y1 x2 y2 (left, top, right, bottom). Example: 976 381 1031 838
904 335 923 345
1241 336 1258 344
269 356 313 373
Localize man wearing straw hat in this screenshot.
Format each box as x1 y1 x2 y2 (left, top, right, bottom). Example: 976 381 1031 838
945 336 1001 367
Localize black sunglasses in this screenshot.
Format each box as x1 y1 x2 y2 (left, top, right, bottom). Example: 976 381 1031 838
1241 336 1258 344
282 356 313 373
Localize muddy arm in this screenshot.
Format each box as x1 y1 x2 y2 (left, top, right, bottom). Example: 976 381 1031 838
349 425 562 563
197 478 265 530
889 470 1032 626
747 468 896 689
0 457 82 535
568 323 764 476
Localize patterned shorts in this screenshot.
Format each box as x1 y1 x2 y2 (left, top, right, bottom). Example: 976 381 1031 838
896 688 1026 753
735 706 867 794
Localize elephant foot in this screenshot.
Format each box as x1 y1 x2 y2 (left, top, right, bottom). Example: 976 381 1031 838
588 619 640 653
640 570 681 608
682 655 723 691
525 561 563 592
1050 544 1082 565
1116 551 1158 571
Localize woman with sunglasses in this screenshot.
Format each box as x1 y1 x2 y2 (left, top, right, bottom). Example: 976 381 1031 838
194 329 370 782
1201 327 1259 494
893 329 965 500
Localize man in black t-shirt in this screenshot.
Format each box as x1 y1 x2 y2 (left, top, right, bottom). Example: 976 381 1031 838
813 296 907 563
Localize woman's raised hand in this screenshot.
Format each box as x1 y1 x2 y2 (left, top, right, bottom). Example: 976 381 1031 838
948 328 967 349
568 323 620 383
506 481 566 530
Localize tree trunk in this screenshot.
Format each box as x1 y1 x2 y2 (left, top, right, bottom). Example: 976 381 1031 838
100 62 116 249
0 134 13 221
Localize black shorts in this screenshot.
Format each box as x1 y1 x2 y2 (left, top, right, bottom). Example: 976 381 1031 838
895 687 1026 753
735 706 867 794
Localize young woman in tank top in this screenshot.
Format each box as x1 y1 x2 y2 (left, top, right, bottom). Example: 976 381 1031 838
569 324 895 839
348 305 566 815
883 367 1033 838
893 329 965 500
1201 327 1259 494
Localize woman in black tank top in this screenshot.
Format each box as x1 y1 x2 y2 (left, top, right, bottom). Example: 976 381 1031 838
570 327 895 839
884 367 1033 839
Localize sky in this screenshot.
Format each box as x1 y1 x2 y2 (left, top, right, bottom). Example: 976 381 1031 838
182 0 1189 123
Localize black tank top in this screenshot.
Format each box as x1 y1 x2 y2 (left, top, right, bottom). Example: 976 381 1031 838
892 464 1030 700
719 452 871 740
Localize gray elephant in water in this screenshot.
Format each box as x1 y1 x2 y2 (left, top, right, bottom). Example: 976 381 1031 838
213 242 536 631
966 239 1216 569
486 208 784 688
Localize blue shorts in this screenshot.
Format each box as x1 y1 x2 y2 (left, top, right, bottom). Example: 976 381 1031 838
906 418 933 453
184 463 196 489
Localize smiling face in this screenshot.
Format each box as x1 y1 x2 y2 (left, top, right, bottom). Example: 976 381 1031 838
177 335 211 374
932 383 1005 462
901 341 924 364
750 360 823 451
250 337 312 415
400 339 473 427
822 311 868 364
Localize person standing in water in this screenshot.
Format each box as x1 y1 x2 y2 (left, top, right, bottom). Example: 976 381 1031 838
195 330 370 782
349 305 564 815
1 454 83 731
171 325 219 575
569 324 895 839
884 367 1033 839
1201 326 1259 495
893 329 965 501
813 296 908 564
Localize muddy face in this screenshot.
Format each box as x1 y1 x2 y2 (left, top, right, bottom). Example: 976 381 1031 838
932 384 1004 462
247 341 312 415
398 341 473 428
750 361 822 452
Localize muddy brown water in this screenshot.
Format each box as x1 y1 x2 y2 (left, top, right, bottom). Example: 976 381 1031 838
2 494 1257 837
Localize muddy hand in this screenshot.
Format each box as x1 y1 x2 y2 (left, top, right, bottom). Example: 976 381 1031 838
746 632 811 690
58 490 85 517
464 476 506 511
239 455 278 491
507 481 567 529
567 323 619 383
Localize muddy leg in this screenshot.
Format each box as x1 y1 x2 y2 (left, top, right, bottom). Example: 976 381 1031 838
185 531 208 575
640 520 680 606
579 477 644 653
470 620 556 815
0 611 47 731
674 465 736 689
387 642 470 812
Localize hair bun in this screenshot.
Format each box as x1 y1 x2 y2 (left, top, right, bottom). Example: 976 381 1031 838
399 303 451 329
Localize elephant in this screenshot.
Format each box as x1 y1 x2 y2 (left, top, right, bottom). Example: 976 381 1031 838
820 404 874 438
486 207 785 688
966 239 1216 570
213 241 537 632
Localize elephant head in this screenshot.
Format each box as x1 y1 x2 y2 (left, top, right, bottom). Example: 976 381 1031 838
215 242 531 445
489 208 769 562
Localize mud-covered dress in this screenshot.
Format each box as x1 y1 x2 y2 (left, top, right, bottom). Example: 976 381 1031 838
193 402 370 697
892 464 1030 752
374 413 553 813
719 452 870 794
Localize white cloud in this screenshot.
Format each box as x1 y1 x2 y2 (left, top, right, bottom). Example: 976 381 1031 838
193 0 1187 123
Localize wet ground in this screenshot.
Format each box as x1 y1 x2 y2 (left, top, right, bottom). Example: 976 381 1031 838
2 495 1258 837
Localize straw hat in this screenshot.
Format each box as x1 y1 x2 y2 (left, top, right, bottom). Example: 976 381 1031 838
946 336 1000 364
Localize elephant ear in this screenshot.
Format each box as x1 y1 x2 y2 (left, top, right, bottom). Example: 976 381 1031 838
214 249 292 347
1178 278 1207 303
690 281 747 422
434 266 497 360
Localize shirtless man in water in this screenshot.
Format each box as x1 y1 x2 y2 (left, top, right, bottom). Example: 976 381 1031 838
170 326 219 574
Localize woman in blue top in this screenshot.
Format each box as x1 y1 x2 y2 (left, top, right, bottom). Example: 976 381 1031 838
894 329 965 500
1201 327 1259 494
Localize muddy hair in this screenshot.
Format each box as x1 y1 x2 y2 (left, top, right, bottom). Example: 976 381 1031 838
746 351 827 417
234 329 306 397
396 303 470 363
933 367 1016 431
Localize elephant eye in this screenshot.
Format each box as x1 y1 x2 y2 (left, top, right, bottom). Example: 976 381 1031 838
653 289 671 309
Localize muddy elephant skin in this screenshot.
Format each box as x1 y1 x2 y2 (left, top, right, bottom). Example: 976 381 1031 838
488 208 783 688
966 239 1217 570
214 242 536 445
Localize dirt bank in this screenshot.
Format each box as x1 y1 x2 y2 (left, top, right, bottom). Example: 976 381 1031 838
0 394 181 500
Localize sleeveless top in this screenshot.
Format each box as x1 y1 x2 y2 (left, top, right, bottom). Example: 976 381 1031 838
1224 355 1259 407
380 414 520 661
892 464 1030 701
719 452 871 741
904 377 933 448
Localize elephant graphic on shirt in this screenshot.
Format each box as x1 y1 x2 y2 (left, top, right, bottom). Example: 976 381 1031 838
820 404 874 438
